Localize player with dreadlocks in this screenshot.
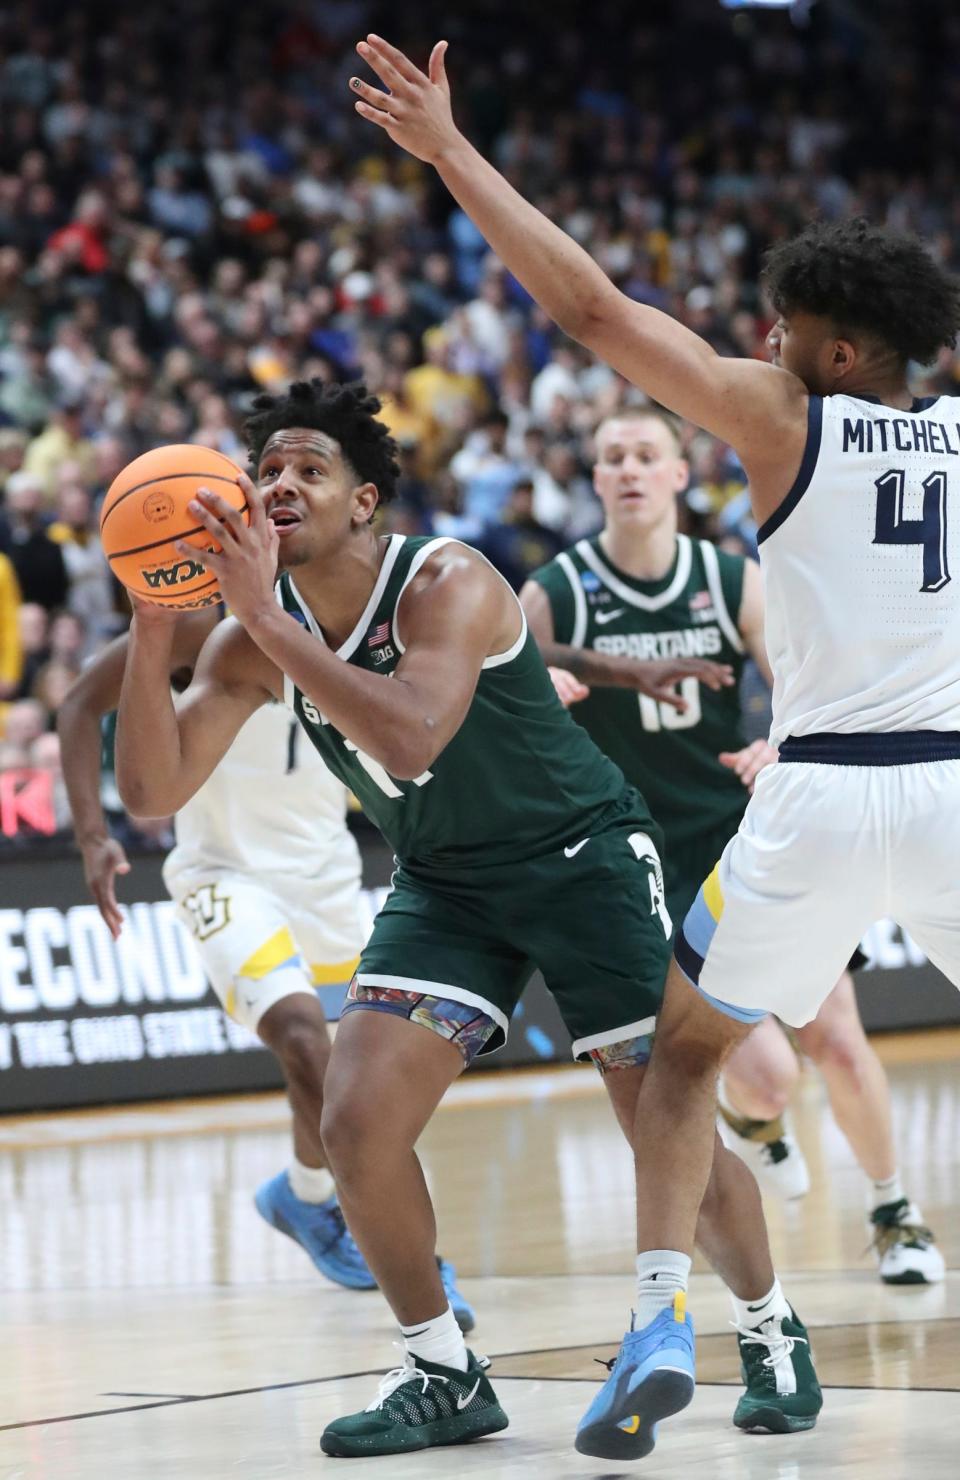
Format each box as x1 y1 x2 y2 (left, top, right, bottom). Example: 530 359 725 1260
114 376 821 1458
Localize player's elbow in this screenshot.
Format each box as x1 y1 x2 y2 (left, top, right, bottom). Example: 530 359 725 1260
564 282 624 353
115 757 181 820
380 738 437 782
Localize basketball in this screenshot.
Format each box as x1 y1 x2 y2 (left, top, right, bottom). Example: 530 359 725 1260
99 445 249 608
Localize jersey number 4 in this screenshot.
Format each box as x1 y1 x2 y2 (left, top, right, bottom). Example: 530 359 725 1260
873 469 950 592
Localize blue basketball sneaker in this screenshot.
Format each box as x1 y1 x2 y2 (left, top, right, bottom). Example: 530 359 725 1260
575 1294 695 1460
254 1171 376 1290
438 1256 476 1335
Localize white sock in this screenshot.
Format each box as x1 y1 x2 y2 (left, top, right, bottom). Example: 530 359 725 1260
288 1157 336 1205
400 1305 468 1371
731 1275 792 1330
871 1171 905 1211
635 1250 691 1325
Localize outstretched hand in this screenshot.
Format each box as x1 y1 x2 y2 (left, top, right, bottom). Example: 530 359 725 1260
351 35 461 165
718 738 778 793
629 657 735 710
548 667 590 708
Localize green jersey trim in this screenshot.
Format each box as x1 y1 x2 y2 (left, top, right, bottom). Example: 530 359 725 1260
556 550 589 645
289 535 406 660
575 533 693 610
391 536 529 669
355 971 511 1038
700 540 745 654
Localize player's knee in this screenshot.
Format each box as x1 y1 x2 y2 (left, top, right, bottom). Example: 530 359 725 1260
724 1067 792 1120
264 1013 330 1090
801 1023 863 1080
655 1023 726 1082
319 1088 376 1182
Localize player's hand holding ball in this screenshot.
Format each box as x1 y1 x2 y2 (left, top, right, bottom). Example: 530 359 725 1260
180 472 279 628
100 445 278 626
100 444 252 610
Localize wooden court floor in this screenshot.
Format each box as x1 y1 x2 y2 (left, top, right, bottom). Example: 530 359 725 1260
1 1031 958 1477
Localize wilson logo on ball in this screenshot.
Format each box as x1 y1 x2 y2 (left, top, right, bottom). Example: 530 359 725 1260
142 491 175 523
141 556 207 589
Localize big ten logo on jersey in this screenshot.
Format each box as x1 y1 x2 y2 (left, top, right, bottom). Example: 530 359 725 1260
183 883 231 941
366 620 395 665
580 570 615 606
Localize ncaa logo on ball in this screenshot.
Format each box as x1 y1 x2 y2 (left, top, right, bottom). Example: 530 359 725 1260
142 490 175 523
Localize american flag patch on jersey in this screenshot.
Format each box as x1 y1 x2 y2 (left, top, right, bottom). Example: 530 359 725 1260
689 590 712 610
368 621 391 646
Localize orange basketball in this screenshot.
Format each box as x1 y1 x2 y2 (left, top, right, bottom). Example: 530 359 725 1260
99 445 250 608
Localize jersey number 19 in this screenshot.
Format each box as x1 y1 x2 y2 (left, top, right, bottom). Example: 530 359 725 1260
638 678 702 733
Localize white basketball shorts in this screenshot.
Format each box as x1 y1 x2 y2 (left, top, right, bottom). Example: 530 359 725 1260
163 858 367 1032
675 732 960 1028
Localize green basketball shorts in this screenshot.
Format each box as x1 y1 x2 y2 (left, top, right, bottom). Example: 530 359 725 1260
353 792 673 1063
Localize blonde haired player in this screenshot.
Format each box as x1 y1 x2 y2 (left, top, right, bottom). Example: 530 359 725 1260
58 607 474 1326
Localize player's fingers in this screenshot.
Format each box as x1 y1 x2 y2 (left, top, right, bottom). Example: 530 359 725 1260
655 688 688 711
697 662 735 690
176 538 221 570
354 99 394 129
236 470 262 522
363 33 425 87
193 488 246 538
428 39 449 89
349 76 394 113
92 880 123 939
356 39 409 96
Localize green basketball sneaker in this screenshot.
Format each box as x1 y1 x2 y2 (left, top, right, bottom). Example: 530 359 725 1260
320 1350 509 1458
732 1308 822 1434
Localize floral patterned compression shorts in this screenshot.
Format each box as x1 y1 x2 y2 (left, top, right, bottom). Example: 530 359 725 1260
341 981 653 1071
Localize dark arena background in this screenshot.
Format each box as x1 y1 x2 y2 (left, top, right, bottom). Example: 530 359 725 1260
0 3 958 1475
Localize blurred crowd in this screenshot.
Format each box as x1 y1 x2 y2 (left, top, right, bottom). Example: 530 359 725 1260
1 0 958 840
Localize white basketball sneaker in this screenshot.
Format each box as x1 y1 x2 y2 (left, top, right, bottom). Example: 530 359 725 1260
868 1199 945 1285
717 1110 811 1201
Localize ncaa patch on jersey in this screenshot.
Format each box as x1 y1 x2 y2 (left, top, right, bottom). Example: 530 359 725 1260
580 571 601 592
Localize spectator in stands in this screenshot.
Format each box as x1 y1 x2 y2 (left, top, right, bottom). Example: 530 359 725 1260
14 602 49 700
2 698 47 749
476 477 564 592
23 398 96 499
450 409 526 526
0 547 23 703
47 480 117 642
0 470 68 610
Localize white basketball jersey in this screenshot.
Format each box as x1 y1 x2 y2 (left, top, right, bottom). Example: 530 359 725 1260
760 392 960 743
164 700 357 882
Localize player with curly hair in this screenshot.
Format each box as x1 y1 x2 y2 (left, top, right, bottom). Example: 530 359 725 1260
350 32 960 1460
114 374 822 1458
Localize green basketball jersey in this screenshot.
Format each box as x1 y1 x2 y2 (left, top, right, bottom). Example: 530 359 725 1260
530 534 749 848
278 534 629 874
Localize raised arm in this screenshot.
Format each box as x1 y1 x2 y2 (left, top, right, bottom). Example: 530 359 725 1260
351 37 809 516
58 610 219 936
519 578 734 709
